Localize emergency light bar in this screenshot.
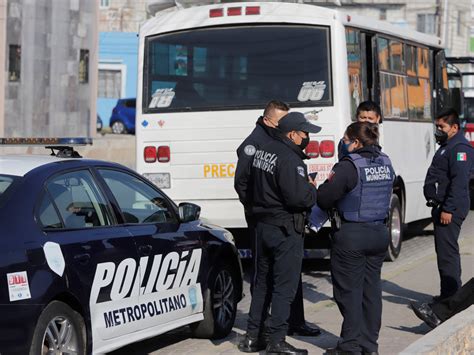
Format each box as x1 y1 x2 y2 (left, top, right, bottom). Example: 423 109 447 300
0 137 92 146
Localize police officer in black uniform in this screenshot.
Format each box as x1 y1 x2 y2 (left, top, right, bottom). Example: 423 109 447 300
317 122 394 355
424 108 474 301
239 112 321 355
234 101 321 349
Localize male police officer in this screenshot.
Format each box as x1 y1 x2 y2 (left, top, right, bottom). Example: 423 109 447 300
424 108 474 301
235 101 321 344
239 112 321 355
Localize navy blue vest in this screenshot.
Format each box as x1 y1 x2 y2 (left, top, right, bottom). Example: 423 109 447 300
337 153 395 222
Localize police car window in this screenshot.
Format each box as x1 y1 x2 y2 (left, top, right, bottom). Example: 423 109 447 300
0 175 16 196
37 192 62 229
98 169 177 224
46 171 112 229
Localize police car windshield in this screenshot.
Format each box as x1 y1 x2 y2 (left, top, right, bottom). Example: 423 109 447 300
144 25 332 112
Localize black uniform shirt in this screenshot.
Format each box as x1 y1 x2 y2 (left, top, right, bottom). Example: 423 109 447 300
317 145 380 209
249 134 317 228
234 116 280 210
423 131 474 219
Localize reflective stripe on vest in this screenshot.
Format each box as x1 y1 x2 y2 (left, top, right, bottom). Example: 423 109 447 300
337 152 395 223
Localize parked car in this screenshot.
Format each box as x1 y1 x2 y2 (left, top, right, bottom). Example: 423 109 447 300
0 139 242 354
110 98 136 134
97 114 103 132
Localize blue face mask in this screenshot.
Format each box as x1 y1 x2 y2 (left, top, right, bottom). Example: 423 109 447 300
339 138 353 157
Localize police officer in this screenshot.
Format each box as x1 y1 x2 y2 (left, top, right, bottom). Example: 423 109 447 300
239 112 321 355
317 122 394 354
337 101 382 160
424 108 474 301
235 101 321 351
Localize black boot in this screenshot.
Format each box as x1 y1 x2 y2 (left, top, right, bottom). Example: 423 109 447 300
266 340 308 355
288 323 322 337
238 333 267 353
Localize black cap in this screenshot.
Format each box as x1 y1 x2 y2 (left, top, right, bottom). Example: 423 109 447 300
278 112 322 134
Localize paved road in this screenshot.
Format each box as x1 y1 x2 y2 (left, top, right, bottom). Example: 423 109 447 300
111 212 474 354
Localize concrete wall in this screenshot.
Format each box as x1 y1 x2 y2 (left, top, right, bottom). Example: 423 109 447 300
97 31 138 126
2 0 98 138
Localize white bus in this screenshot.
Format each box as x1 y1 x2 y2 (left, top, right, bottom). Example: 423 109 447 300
137 1 453 260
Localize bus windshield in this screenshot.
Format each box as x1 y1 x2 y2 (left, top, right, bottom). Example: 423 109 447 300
144 25 332 112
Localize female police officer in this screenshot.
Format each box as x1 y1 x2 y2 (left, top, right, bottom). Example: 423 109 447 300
317 122 394 355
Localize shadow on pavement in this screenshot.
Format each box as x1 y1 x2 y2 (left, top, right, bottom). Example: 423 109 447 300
386 323 431 335
382 279 432 305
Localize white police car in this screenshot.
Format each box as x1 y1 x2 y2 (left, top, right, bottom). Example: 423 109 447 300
0 138 243 354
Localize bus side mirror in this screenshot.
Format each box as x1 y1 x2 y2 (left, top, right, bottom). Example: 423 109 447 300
179 202 201 223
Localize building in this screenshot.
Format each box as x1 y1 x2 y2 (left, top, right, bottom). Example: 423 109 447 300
0 0 98 138
97 32 138 127
97 0 148 128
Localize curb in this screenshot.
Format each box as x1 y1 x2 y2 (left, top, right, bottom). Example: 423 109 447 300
400 305 474 354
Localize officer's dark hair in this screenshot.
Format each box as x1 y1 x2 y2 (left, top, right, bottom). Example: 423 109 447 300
436 108 460 128
346 121 379 147
356 100 382 119
263 100 290 117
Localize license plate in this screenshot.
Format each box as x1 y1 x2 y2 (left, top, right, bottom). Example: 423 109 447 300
143 173 171 189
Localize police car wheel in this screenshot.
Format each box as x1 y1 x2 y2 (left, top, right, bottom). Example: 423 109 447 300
111 121 127 134
29 301 86 355
386 194 403 261
190 265 237 339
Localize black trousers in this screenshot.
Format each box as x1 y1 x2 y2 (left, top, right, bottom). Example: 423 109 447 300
432 208 463 299
331 222 389 353
432 277 474 321
248 221 305 328
247 222 304 343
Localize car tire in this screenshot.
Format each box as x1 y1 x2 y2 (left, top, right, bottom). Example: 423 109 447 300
190 264 237 339
386 194 403 261
29 301 86 355
111 121 127 134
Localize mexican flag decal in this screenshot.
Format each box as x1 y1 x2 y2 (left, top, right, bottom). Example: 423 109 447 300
457 152 467 161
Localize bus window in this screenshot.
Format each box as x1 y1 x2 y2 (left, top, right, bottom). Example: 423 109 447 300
406 45 417 76
417 48 429 78
377 37 389 71
380 73 392 117
407 46 432 120
390 40 404 73
144 25 332 112
346 28 364 118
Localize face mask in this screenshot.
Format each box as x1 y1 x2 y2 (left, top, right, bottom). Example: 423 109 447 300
300 136 310 150
434 129 448 144
339 138 353 156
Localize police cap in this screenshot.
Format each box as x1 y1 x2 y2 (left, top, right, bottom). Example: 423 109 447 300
278 112 322 134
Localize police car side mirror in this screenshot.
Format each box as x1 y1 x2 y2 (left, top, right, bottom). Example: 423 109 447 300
178 202 201 223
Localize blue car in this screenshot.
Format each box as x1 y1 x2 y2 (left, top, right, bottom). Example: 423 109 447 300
110 98 136 134
0 142 242 354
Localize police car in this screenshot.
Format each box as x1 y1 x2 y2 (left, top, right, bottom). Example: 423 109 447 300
0 138 243 354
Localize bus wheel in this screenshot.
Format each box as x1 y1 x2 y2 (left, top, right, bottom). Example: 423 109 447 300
386 194 403 261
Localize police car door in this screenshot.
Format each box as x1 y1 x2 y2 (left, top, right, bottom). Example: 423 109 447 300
97 169 204 335
41 170 142 350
